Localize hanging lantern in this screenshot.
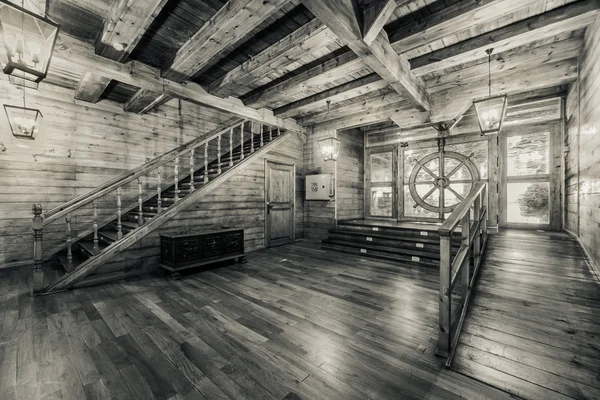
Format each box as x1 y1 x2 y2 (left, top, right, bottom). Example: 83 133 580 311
318 136 341 161
0 0 60 84
473 48 507 136
4 104 42 139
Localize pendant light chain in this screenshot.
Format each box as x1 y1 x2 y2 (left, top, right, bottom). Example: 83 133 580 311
486 48 493 98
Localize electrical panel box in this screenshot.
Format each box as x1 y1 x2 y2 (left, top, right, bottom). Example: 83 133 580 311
305 174 334 200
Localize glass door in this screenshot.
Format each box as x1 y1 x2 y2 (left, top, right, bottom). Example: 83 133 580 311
365 146 397 218
500 124 560 229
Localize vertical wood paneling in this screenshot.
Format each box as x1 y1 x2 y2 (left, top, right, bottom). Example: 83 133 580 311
565 17 600 274
336 129 365 221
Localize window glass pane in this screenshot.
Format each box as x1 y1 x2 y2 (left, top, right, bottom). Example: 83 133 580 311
370 152 393 182
507 182 549 224
370 187 393 217
404 184 439 218
507 132 549 176
445 140 488 179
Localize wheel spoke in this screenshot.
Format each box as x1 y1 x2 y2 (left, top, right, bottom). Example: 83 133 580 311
446 152 475 179
412 186 438 208
413 158 438 179
449 180 475 184
447 186 464 201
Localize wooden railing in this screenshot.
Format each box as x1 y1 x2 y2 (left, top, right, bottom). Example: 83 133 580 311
31 119 282 293
437 182 488 365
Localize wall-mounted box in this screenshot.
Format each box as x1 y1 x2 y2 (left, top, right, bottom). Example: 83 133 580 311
305 174 334 200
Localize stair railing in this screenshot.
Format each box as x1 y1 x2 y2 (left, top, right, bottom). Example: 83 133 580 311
436 182 488 365
31 118 282 294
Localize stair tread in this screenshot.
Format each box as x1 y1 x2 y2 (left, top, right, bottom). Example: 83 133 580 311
78 240 109 256
57 251 88 271
322 238 441 260
99 229 121 242
328 229 455 244
321 242 439 267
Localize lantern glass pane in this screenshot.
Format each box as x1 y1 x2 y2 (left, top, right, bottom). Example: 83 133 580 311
4 105 42 139
474 95 507 135
0 2 59 82
318 137 341 161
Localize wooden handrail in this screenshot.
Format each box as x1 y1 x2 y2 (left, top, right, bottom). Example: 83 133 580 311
43 119 246 225
438 182 487 237
437 181 489 365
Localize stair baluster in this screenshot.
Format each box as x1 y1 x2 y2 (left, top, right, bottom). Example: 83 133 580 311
229 128 234 167
260 124 264 148
174 157 180 202
93 200 99 255
32 204 43 293
277 127 280 137
240 122 245 160
189 149 195 192
269 126 273 142
217 134 222 174
137 177 144 226
65 215 73 272
156 169 162 214
204 143 209 183
250 121 255 154
117 187 123 239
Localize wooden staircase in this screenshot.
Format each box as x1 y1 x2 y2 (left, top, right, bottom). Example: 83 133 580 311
322 220 461 267
32 119 291 294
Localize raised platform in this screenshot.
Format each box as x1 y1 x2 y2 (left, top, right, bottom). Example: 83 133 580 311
321 219 461 267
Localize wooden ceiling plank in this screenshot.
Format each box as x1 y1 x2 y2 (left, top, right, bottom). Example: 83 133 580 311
74 72 111 103
208 18 338 97
51 34 306 133
410 0 600 76
162 0 290 82
97 0 170 62
300 0 431 111
363 0 398 45
123 89 172 114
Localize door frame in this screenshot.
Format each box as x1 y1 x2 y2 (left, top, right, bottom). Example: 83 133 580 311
498 122 562 230
364 145 399 219
264 159 296 248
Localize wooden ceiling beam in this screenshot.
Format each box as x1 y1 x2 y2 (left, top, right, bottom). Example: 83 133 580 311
207 18 337 97
313 103 429 131
74 72 111 103
124 89 171 114
410 0 600 76
300 0 430 111
52 34 307 134
362 0 397 45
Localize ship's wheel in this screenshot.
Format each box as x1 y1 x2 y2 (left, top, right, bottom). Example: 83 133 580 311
408 151 480 213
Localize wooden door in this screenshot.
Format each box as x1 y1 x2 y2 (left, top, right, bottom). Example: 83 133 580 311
499 123 562 230
365 146 398 219
265 161 295 247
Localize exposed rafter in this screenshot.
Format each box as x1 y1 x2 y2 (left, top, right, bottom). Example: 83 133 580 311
300 0 431 111
362 0 397 45
74 72 111 103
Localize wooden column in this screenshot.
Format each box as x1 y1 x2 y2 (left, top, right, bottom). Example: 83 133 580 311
438 234 452 357
229 128 234 167
116 187 123 239
217 135 222 174
189 149 195 192
32 203 44 294
156 169 162 214
240 123 245 160
204 143 209 183
174 157 180 202
65 215 73 272
92 199 99 255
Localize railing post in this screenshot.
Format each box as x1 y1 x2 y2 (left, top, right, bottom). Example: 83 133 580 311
461 212 471 302
217 135 222 174
203 143 209 183
189 149 195 192
137 177 144 226
229 128 234 167
156 169 162 214
65 215 73 272
473 192 481 267
116 187 123 239
32 204 44 294
438 234 452 357
259 123 264 148
92 199 99 255
174 157 180 202
482 184 488 242
269 125 273 142
250 122 255 154
277 127 280 137
240 122 245 160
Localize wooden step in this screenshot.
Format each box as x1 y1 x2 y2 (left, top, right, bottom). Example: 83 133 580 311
328 228 456 246
325 231 457 255
322 238 442 262
99 229 121 243
321 241 439 267
336 221 460 239
77 240 109 257
57 251 88 272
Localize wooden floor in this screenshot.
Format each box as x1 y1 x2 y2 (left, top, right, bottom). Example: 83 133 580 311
455 230 600 400
0 242 515 400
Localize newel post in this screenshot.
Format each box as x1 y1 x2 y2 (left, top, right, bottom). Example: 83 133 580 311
32 203 44 294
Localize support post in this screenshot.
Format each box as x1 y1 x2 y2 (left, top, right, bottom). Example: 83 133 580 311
65 215 73 272
174 157 180 202
93 200 99 255
117 187 123 239
189 149 195 192
473 192 482 267
156 169 162 214
461 212 471 303
437 234 452 357
32 204 44 294
217 135 222 174
204 143 209 183
229 128 234 167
